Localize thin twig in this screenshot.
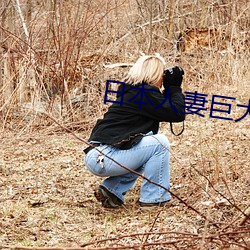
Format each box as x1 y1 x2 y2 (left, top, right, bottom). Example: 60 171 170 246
239 207 250 226
190 163 247 217
141 210 162 249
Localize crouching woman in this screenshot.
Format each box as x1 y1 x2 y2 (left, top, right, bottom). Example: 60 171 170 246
84 54 185 209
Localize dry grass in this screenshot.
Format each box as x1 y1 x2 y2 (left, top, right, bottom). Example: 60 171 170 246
0 0 249 249
0 114 249 249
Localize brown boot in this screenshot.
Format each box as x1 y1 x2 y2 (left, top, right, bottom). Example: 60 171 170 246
94 186 123 208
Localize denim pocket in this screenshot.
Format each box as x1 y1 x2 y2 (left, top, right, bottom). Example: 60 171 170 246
84 145 112 176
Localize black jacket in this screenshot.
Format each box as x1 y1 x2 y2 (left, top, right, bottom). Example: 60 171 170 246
88 83 185 149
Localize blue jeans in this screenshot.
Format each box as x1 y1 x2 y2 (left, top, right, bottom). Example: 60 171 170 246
84 134 170 203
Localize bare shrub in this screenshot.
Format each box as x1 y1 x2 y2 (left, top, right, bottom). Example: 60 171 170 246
0 2 249 247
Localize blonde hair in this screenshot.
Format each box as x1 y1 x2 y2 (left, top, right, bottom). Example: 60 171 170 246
124 54 165 85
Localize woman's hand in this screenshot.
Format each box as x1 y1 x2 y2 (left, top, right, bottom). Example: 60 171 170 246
163 66 184 89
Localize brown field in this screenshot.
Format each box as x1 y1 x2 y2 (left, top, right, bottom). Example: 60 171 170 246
0 0 249 249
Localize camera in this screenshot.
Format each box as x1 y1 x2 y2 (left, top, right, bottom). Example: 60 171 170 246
164 67 175 75
163 66 184 88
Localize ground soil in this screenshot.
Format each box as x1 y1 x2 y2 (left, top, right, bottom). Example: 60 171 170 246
0 114 249 249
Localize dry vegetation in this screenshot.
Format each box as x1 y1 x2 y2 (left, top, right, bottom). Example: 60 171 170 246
0 0 249 249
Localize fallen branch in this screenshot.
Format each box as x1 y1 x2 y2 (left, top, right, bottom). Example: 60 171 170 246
1 228 249 249
103 62 134 68
40 111 215 225
0 247 86 250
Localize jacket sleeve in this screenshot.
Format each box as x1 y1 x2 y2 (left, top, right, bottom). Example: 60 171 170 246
140 86 185 122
